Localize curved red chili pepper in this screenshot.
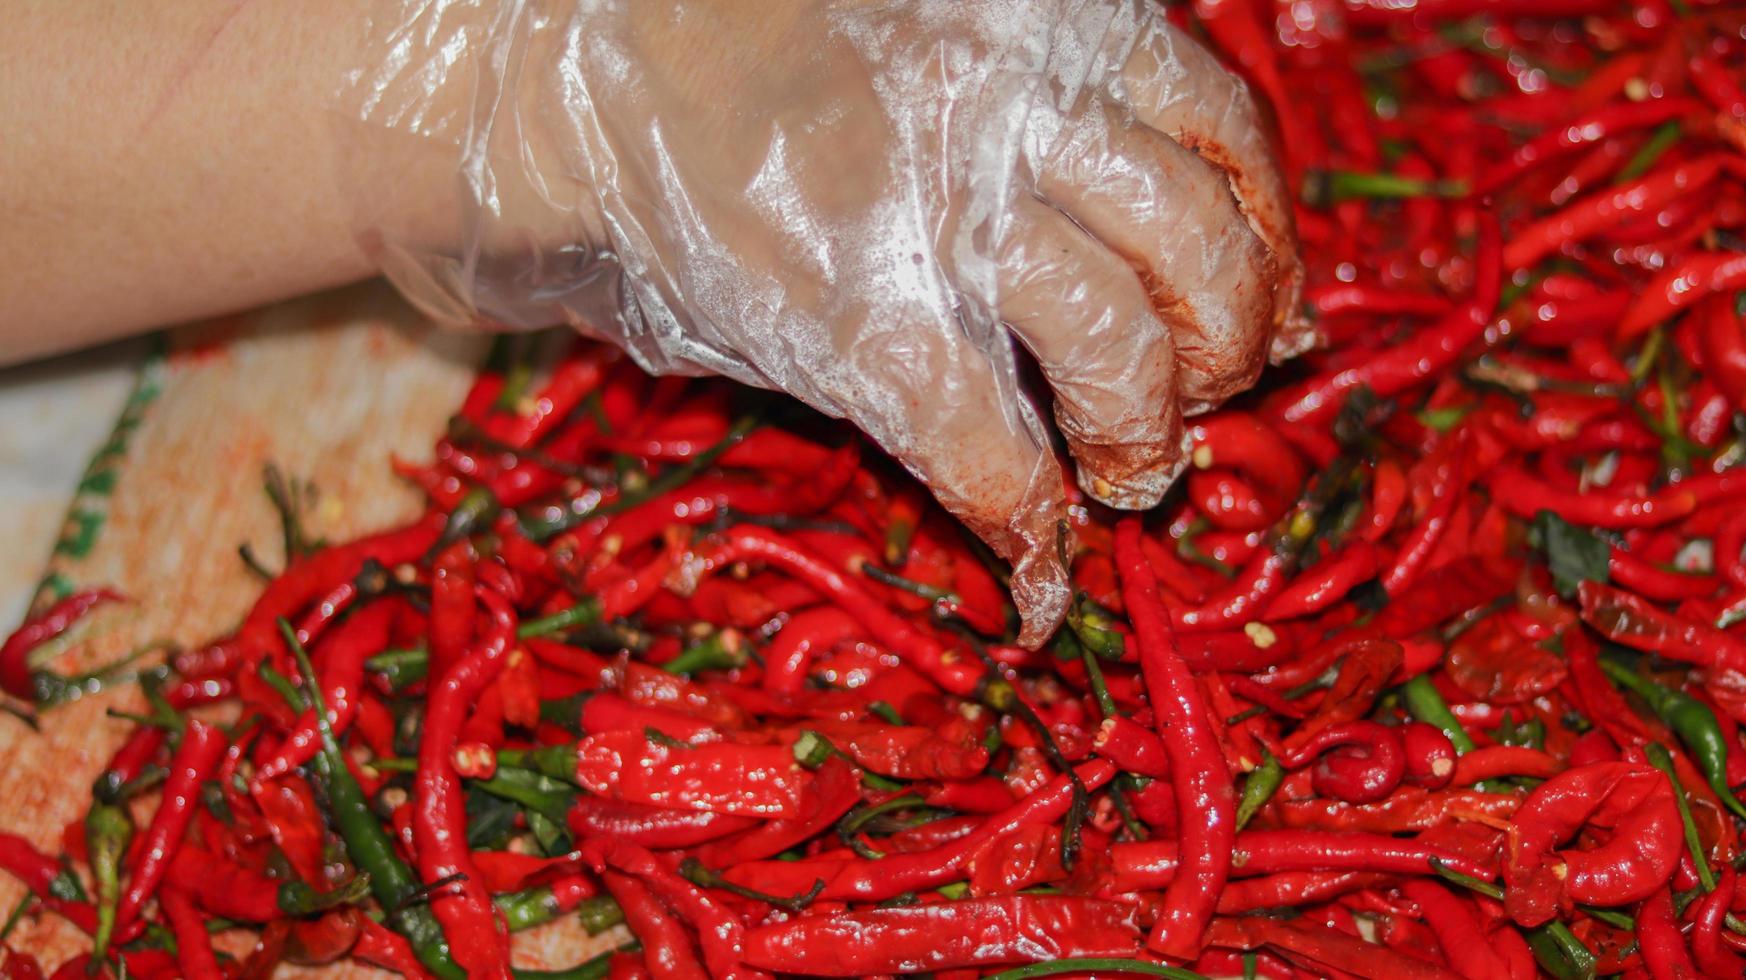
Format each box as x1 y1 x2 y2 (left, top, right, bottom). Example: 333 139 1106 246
1692 866 1745 977
237 518 440 666
1580 580 1746 675
0 588 122 701
581 839 750 979
1265 540 1383 619
1476 97 1703 194
567 796 757 850
1503 761 1681 926
1108 829 1492 890
1280 721 1406 805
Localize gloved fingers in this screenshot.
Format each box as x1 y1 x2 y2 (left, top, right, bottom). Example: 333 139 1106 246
1107 17 1311 363
995 193 1187 510
1037 101 1274 411
787 306 1072 647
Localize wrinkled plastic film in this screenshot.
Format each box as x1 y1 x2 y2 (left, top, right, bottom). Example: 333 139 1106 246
341 0 1305 644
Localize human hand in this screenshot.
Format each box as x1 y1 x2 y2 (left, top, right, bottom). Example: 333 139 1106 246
348 0 1307 643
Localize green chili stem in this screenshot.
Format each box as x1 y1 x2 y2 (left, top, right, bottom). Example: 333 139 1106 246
1618 121 1683 183
1430 858 1503 899
518 600 603 640
1306 169 1468 205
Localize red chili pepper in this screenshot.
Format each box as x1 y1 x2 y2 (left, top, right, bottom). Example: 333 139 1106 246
237 518 439 666
742 896 1141 975
816 723 990 780
696 525 980 694
413 587 516 978
160 886 223 980
1401 722 1458 790
1114 519 1233 959
1579 579 1746 675
694 755 861 867
1273 214 1500 426
428 540 476 684
0 588 121 700
255 600 395 782
485 347 611 449
1205 914 1462 980
1689 50 1746 122
1503 761 1681 926
1107 830 1492 890
1490 464 1698 528
1265 541 1383 619
1280 721 1407 805
1399 880 1516 980
1476 98 1702 194
0 834 98 934
1620 251 1746 337
720 761 1114 902
1093 715 1170 779
346 918 432 978
1309 283 1453 319
116 719 226 931
580 839 750 979
601 869 708 980
1693 866 1745 977
1451 746 1562 786
1382 432 1468 597
1505 155 1725 270
567 796 757 849
1636 885 1700 980
574 730 809 818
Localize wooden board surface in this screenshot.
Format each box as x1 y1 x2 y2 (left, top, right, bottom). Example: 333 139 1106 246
0 283 624 973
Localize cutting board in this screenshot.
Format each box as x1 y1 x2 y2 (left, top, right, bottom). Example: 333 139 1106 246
0 283 624 974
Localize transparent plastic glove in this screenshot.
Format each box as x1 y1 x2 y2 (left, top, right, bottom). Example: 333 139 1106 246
344 0 1308 645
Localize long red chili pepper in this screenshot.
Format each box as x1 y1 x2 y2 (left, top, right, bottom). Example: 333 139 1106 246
742 896 1141 975
1620 251 1746 337
1114 518 1232 959
160 886 222 980
413 586 516 979
115 719 225 931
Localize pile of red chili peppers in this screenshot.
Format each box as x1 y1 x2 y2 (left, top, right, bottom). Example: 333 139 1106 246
5 2 1746 978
